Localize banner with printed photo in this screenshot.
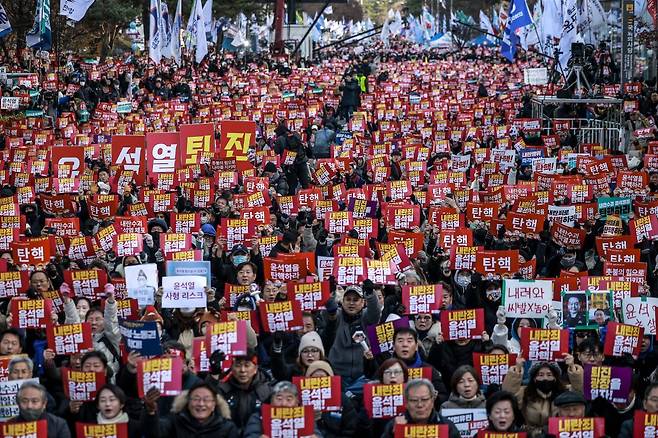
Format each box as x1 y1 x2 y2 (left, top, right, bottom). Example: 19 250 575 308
562 291 589 328
292 376 342 412
62 368 105 401
502 279 553 318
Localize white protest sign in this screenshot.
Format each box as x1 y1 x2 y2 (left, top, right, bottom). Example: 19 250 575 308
161 275 207 309
548 205 576 227
532 157 557 174
0 97 19 110
440 408 488 437
0 377 39 420
502 279 554 318
524 67 548 85
115 101 133 113
125 264 158 306
622 297 658 335
317 256 334 281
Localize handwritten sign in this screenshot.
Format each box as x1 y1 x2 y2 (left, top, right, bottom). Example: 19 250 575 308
502 279 553 318
622 297 658 335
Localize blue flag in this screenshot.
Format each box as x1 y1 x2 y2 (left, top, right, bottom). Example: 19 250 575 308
500 0 533 61
26 0 51 50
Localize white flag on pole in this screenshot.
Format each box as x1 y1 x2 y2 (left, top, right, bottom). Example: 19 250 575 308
59 0 95 22
148 0 163 63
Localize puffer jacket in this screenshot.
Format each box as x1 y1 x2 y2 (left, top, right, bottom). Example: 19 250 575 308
440 392 487 409
146 390 237 438
323 292 381 381
501 363 584 430
216 370 272 434
64 298 120 375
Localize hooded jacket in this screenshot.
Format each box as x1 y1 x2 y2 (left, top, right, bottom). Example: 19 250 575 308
147 390 237 438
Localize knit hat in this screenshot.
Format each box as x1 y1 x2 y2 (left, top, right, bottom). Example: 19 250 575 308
298 331 325 356
529 361 561 380
305 360 334 377
554 391 586 407
148 218 168 233
141 305 163 324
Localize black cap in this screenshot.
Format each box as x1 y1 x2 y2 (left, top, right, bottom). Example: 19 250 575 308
230 244 249 256
553 391 586 407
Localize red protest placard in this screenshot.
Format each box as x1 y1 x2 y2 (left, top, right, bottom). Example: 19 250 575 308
62 368 105 401
170 213 200 234
547 418 605 438
52 147 85 178
450 246 479 270
603 261 647 283
11 237 52 267
325 211 353 234
1 420 48 438
477 432 526 438
64 269 108 301
394 424 449 438
259 300 303 333
112 135 146 185
146 132 179 174
136 357 183 398
159 233 192 256
473 353 517 386
219 120 256 161
192 337 210 373
292 376 342 412
115 216 147 234
402 284 442 315
263 257 307 282
205 320 248 357
179 123 214 167
475 250 519 276
75 423 128 438
261 405 314 438
406 367 433 380
219 218 255 250
115 298 139 320
10 299 52 329
331 257 365 285
603 322 643 357
113 233 143 257
0 271 29 299
633 411 658 438
47 322 93 355
44 218 80 237
385 204 421 230
287 281 330 312
440 308 485 340
630 215 658 243
363 383 405 419
520 328 569 361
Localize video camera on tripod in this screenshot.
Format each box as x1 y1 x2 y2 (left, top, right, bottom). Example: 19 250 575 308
558 42 597 98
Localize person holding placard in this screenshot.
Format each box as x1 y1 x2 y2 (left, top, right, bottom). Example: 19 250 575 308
9 381 70 438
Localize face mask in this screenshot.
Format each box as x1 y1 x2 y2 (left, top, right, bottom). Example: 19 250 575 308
456 274 471 287
233 255 248 266
535 379 557 394
486 288 502 301
20 408 43 421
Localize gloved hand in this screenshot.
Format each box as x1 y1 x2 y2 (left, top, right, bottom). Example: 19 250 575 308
325 297 338 315
362 279 375 296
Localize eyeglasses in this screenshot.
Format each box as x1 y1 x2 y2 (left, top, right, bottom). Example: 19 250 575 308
407 396 433 405
383 369 404 376
302 348 321 355
580 352 602 359
190 397 215 404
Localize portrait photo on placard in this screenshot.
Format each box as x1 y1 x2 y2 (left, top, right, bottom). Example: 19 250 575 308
588 290 613 327
562 291 588 328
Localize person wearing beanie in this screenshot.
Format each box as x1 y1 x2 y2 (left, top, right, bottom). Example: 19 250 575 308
303 360 359 438
502 355 583 433
271 330 326 381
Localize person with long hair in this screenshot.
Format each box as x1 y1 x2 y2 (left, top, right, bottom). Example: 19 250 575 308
502 355 583 433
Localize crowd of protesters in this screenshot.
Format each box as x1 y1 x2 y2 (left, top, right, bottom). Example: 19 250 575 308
0 38 657 438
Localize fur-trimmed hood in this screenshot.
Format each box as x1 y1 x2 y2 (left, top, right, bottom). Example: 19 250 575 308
170 389 232 419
